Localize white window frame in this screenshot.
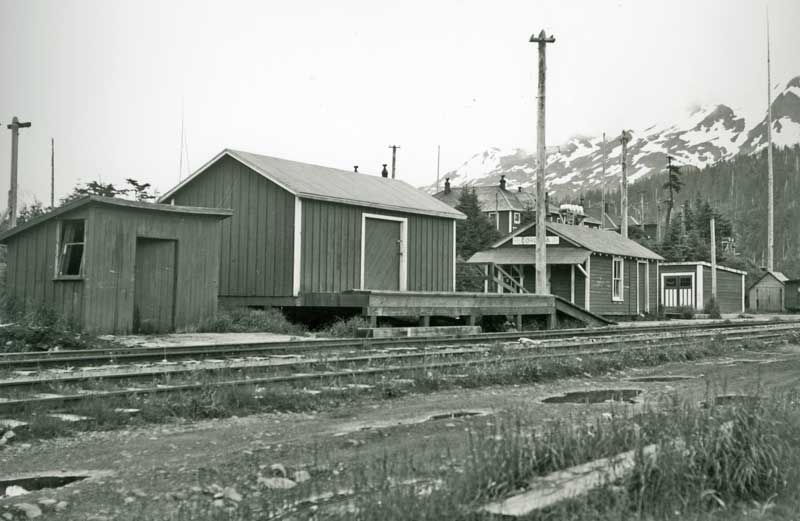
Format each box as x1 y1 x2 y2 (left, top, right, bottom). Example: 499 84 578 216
359 213 408 291
513 212 521 224
612 256 624 302
55 219 87 279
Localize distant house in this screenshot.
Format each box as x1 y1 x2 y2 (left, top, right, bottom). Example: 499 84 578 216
660 261 746 314
748 270 788 312
466 221 663 318
0 196 232 334
159 149 465 307
433 176 548 234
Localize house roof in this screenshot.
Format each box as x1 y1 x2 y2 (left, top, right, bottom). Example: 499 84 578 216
660 261 747 276
584 209 641 229
160 149 465 220
0 196 233 243
433 185 543 214
467 246 591 265
490 221 663 260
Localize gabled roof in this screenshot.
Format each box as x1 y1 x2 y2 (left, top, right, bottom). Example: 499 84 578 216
750 270 788 289
491 221 663 260
433 185 542 214
467 246 591 265
660 261 747 276
160 149 465 220
0 196 233 243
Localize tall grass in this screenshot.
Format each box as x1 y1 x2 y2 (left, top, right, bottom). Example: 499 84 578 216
196 307 308 336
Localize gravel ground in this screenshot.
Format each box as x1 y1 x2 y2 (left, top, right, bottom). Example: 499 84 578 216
1 344 798 520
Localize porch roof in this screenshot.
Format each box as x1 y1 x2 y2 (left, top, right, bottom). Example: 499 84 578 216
467 247 591 265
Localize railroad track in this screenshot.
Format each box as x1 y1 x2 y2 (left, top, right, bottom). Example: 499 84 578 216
0 320 795 371
0 321 796 414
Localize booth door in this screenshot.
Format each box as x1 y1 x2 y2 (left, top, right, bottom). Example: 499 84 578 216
663 275 693 308
363 218 401 291
133 238 177 333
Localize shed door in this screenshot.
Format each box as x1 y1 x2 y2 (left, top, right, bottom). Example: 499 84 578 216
663 275 693 308
755 287 783 311
363 218 401 291
133 238 177 333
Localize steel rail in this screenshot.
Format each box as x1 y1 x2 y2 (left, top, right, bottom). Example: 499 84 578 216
0 320 795 370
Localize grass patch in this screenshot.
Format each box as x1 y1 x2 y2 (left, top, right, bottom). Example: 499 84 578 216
317 316 372 338
195 307 308 336
0 302 113 353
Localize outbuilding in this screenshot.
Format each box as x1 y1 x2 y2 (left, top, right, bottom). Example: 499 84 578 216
466 221 663 319
748 270 788 312
783 279 800 311
159 149 465 308
659 261 746 314
0 196 232 334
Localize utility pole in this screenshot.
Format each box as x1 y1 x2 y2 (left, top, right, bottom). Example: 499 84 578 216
436 145 441 192
655 187 661 241
639 191 645 232
601 182 606 229
50 138 55 208
710 216 717 300
6 117 32 228
766 10 775 271
530 29 555 296
665 155 675 228
620 130 632 238
388 145 400 179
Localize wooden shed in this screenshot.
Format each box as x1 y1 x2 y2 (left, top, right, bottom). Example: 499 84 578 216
748 270 788 312
659 262 745 314
466 221 662 319
159 149 465 308
0 196 232 334
784 279 800 311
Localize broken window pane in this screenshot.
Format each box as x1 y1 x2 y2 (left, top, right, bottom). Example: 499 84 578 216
59 220 85 276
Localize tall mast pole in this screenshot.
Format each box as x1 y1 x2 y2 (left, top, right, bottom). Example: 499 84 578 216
50 138 55 208
601 132 606 228
388 145 400 179
436 145 441 192
6 117 31 228
620 130 632 238
766 9 775 271
530 30 556 296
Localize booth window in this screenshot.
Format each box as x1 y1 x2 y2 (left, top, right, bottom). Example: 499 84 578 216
612 257 624 301
58 220 85 277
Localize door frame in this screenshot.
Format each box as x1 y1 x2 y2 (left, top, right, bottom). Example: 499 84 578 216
360 213 408 291
133 237 178 333
637 260 649 314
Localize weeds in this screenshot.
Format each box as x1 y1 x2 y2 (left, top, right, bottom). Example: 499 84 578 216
196 307 308 336
318 316 372 338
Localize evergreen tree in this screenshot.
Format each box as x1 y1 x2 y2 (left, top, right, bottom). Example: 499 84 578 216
455 187 500 259
663 162 684 228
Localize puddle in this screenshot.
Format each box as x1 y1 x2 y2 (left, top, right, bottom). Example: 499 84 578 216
627 375 696 383
427 411 486 421
541 389 642 404
709 395 761 407
0 474 88 498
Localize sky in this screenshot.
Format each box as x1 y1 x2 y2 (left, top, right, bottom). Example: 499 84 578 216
0 0 798 207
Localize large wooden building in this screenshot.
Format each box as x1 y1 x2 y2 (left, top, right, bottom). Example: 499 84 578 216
467 221 663 318
159 149 465 307
0 196 232 334
660 261 746 314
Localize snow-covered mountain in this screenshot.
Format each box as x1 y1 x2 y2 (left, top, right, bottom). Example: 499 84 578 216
425 76 800 197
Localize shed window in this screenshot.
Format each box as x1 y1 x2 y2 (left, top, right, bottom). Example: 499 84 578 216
58 220 85 276
612 257 624 301
513 212 521 224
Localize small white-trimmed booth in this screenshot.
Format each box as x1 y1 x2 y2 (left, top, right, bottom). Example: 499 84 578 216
660 261 746 314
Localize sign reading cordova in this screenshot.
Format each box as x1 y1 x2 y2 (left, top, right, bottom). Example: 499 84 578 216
512 236 560 246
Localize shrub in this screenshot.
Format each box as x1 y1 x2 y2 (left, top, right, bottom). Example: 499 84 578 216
676 305 695 319
197 307 307 336
318 316 371 338
704 296 722 319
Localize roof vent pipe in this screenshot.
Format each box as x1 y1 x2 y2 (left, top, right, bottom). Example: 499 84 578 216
499 175 507 190
444 178 451 194
354 165 359 173
381 164 389 178
518 186 522 192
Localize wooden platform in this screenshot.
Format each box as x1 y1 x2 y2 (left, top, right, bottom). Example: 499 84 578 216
223 290 613 328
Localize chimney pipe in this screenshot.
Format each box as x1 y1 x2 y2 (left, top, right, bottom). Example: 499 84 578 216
444 177 451 194
518 186 522 192
499 175 507 191
381 164 389 178
354 165 359 173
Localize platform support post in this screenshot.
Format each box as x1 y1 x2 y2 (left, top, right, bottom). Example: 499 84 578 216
515 314 523 331
548 310 558 329
419 316 431 327
468 314 478 326
369 315 377 328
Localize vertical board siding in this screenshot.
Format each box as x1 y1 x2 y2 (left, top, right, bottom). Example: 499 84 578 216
589 254 639 316
549 265 572 301
166 155 295 297
300 199 454 293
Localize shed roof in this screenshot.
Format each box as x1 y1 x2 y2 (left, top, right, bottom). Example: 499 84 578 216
467 247 591 265
491 221 663 260
160 149 465 220
0 196 233 243
660 261 747 276
750 270 789 289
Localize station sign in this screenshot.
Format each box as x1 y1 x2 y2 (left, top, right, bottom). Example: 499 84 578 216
512 236 560 246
